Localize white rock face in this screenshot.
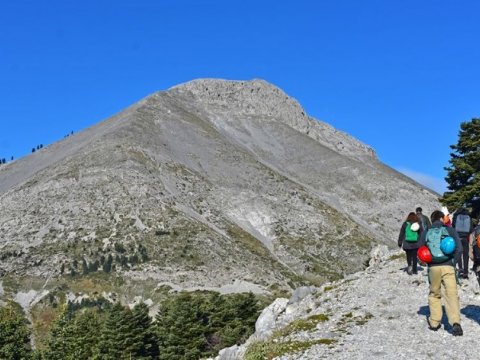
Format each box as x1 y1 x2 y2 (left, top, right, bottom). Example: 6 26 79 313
255 298 290 338
368 244 390 267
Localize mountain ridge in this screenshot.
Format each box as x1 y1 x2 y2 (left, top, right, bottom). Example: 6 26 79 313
0 78 440 304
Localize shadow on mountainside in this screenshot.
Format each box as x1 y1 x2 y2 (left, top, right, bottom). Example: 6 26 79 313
417 305 450 330
461 305 480 325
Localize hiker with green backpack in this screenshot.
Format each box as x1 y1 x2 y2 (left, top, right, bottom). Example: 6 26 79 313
398 212 423 275
419 210 463 336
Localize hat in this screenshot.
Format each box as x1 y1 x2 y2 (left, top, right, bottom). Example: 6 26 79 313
441 206 449 215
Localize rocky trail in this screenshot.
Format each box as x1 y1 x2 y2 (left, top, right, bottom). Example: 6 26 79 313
218 246 480 359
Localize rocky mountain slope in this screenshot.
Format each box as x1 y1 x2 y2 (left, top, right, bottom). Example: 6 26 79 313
0 79 440 305
218 246 480 360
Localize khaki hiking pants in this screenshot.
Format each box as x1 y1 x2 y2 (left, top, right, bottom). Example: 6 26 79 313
428 265 461 327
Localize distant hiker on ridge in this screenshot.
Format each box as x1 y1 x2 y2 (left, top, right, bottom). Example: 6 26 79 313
420 210 463 336
398 212 422 275
452 207 473 279
416 207 431 232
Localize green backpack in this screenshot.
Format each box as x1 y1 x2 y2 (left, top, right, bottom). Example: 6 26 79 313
426 227 451 263
405 222 419 242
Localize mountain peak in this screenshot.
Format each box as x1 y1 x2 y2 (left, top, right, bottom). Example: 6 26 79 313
168 78 305 120
168 78 376 160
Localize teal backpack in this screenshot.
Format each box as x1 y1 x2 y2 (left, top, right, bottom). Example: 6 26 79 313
405 222 419 242
426 227 452 263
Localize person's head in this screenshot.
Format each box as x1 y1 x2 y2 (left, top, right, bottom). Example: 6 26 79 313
431 210 445 223
407 212 418 223
416 207 423 214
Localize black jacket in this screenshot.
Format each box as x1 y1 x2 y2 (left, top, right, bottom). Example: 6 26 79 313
417 213 432 232
419 220 462 267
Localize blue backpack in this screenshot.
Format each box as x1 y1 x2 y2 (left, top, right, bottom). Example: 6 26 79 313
426 227 452 263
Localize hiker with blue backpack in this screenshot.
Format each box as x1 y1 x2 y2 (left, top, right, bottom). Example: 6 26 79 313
418 210 463 336
452 207 473 279
398 212 422 275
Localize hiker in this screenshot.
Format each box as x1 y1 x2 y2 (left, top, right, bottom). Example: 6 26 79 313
442 206 453 227
453 207 473 279
398 212 422 275
416 207 431 232
420 210 463 336
468 217 480 286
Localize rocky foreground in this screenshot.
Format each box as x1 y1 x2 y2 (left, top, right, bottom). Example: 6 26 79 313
217 246 480 359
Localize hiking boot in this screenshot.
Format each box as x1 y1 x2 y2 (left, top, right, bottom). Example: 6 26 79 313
407 266 413 275
427 318 441 331
452 323 463 336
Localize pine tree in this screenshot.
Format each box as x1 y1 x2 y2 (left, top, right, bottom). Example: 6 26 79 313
97 302 144 360
103 254 113 273
155 293 209 360
442 118 480 217
206 292 259 351
82 258 89 275
65 307 104 359
0 301 32 360
129 302 159 359
42 304 75 360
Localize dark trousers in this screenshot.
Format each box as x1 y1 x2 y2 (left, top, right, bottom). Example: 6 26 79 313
456 236 469 274
405 249 418 272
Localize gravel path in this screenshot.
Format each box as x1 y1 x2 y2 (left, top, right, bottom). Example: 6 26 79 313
288 254 480 359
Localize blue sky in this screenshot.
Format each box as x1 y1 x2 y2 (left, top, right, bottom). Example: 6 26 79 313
1 1 479 194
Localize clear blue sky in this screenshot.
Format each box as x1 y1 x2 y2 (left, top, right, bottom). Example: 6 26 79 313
1 0 479 194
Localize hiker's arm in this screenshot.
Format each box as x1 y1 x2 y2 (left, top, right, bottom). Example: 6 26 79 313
469 233 474 261
398 222 406 247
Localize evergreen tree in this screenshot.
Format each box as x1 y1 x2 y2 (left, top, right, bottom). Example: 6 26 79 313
103 254 113 273
0 301 32 360
129 302 159 359
97 302 138 360
69 308 104 359
206 292 259 351
42 304 75 360
442 118 480 217
82 258 89 275
155 293 209 360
